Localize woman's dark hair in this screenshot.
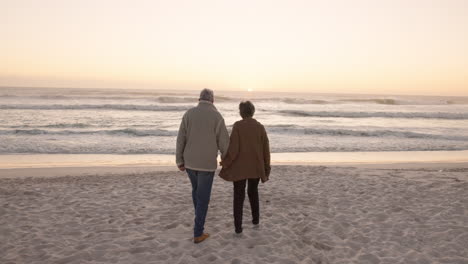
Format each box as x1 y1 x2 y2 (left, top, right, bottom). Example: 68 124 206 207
239 101 255 119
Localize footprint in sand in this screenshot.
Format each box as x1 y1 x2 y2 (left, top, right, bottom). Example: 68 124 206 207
165 222 178 229
140 236 155 242
206 254 218 262
231 259 241 264
169 241 179 247
312 241 333 251
129 247 151 254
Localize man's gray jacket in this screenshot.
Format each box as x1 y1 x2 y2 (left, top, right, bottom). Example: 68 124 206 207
176 100 230 171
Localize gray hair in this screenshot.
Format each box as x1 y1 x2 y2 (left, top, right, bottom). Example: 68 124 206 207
199 88 214 102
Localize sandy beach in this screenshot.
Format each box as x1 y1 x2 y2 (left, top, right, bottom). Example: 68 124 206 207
3 0 468 263
1 163 467 264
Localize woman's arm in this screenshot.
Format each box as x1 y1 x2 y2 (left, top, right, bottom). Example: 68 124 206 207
220 123 240 168
262 125 271 177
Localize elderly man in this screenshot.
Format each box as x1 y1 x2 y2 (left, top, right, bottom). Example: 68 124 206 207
176 88 230 244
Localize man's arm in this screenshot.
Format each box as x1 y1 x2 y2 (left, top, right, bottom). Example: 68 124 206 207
216 118 230 160
176 113 187 170
219 123 239 168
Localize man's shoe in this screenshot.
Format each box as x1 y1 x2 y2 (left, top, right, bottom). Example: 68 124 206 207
194 233 210 244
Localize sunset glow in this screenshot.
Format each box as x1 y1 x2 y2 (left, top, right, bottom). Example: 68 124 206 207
1 0 467 95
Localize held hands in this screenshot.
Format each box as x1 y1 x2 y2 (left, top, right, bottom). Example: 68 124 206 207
178 164 186 171
219 160 228 168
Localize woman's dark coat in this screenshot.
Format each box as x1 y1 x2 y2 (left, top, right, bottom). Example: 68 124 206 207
219 118 271 182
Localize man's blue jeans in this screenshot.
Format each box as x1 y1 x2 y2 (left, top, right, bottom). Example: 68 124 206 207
186 168 215 237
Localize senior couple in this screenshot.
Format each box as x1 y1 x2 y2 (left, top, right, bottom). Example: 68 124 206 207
176 88 271 244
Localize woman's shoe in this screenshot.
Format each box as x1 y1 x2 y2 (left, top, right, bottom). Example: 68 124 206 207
194 233 210 244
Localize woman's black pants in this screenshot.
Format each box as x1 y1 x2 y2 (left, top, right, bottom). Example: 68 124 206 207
233 178 260 233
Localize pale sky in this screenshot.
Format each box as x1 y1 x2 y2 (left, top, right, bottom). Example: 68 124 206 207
1 0 467 95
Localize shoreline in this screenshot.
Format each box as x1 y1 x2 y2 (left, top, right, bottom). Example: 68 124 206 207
0 157 468 179
1 150 467 179
1 150 468 168
1 151 468 178
1 162 468 179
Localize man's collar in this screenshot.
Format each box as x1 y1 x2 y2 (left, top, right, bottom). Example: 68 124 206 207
198 100 214 105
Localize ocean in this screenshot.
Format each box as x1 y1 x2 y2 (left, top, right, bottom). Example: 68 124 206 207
1 87 468 155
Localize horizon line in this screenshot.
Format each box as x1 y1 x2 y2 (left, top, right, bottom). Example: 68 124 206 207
1 85 467 98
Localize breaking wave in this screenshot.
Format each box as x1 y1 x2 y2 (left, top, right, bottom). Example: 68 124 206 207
266 125 468 141
0 104 190 111
337 98 397 105
279 110 468 120
0 128 177 137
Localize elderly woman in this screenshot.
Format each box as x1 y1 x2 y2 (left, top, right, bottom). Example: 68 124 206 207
219 101 271 234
